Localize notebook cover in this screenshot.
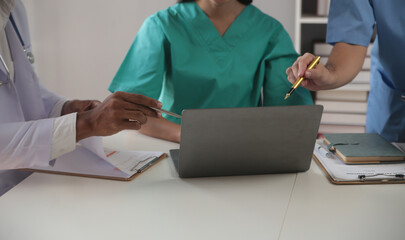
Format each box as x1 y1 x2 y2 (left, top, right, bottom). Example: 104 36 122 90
323 133 405 163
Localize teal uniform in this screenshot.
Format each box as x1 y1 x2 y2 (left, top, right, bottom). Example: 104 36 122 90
109 2 313 124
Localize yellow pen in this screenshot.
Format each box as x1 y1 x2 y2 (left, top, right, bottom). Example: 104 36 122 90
284 56 321 100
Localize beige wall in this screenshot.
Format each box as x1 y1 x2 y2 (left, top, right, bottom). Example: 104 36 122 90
22 0 295 101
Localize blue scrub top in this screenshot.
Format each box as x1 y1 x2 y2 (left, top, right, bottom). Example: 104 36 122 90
326 0 405 142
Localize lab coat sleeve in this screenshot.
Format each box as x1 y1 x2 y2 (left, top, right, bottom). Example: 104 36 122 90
39 84 64 118
108 15 169 100
39 86 77 160
0 118 54 170
326 0 375 47
263 24 313 106
49 113 77 160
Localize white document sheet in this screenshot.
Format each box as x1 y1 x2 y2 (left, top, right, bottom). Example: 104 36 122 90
314 140 405 182
32 137 164 179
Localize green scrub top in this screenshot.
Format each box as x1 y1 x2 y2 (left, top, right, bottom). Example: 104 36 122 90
109 2 313 124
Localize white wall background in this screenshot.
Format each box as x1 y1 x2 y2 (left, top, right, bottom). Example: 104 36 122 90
22 0 295 101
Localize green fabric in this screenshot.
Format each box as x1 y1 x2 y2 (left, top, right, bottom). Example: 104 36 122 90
323 133 405 160
109 2 313 124
323 133 405 159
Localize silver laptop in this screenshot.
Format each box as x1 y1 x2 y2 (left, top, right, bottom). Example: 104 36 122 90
170 105 323 178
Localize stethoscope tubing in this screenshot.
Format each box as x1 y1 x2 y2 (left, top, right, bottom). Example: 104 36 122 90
0 13 35 86
8 13 35 64
0 52 10 86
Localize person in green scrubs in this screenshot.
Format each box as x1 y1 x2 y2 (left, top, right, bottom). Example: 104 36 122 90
109 0 313 142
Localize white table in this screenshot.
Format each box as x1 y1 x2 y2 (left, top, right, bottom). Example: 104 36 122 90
0 131 296 240
1 131 405 240
280 163 405 240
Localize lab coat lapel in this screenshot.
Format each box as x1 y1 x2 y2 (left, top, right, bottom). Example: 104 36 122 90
0 0 14 78
5 21 46 121
0 0 15 34
0 63 7 81
0 23 23 122
0 65 21 122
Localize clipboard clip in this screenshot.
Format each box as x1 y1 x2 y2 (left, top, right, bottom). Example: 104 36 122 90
358 173 405 182
130 156 160 173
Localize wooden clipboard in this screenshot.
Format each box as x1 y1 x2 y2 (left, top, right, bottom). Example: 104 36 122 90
313 154 405 185
21 146 167 181
313 140 405 185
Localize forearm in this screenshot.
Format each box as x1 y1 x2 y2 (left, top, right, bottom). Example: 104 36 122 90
139 117 181 143
325 42 368 89
0 120 54 169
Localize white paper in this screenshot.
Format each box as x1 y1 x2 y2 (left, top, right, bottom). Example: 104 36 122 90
79 137 109 160
314 140 405 182
393 142 405 153
104 148 162 175
32 137 164 179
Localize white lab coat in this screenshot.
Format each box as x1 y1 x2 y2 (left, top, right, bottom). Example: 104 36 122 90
0 1 63 195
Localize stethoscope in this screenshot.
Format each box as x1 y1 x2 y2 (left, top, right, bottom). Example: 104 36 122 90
0 54 10 87
0 13 35 87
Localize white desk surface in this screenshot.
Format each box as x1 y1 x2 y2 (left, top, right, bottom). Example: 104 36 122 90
0 131 296 240
280 163 405 240
1 131 405 240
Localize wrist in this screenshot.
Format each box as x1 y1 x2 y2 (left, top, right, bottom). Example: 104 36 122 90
61 100 71 115
323 63 340 89
76 111 94 142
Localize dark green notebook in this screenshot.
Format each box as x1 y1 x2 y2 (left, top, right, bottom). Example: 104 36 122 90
323 133 405 164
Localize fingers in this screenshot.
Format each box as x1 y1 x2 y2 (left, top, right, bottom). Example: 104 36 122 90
286 67 296 84
120 120 143 131
286 58 303 85
77 100 101 112
63 100 102 114
120 101 159 118
286 53 320 87
287 53 317 77
121 110 148 124
89 100 101 109
304 68 324 81
76 93 164 139
111 91 162 118
298 53 316 77
115 91 162 109
300 79 310 87
80 100 94 111
113 100 158 118
104 93 157 120
291 58 300 79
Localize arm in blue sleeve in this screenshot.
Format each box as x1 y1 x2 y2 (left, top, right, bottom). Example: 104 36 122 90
327 0 375 47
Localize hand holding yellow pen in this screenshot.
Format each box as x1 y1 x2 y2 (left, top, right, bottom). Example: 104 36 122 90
284 56 321 100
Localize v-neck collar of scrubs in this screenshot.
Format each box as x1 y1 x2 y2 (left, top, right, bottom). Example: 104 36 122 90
185 2 253 51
